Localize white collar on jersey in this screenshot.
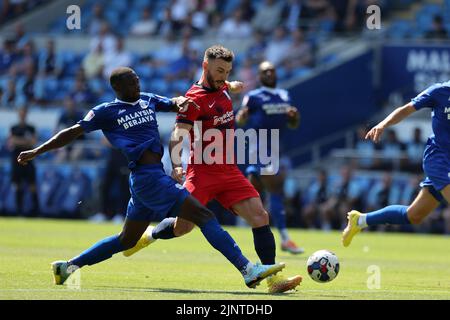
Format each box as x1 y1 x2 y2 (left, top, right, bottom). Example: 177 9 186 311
114 98 141 105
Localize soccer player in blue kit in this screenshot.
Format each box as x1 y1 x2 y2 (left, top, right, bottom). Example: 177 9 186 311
17 67 285 288
343 81 450 247
236 61 304 254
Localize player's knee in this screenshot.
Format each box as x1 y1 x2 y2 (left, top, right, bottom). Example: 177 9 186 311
407 212 424 225
407 208 426 225
118 233 139 250
249 209 269 227
174 221 195 237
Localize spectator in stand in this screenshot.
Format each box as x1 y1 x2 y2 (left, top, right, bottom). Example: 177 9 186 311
426 15 448 40
246 30 267 65
103 37 132 79
303 169 330 229
218 8 253 39
404 127 424 173
152 32 182 67
70 78 96 107
157 7 177 37
37 39 62 77
13 23 29 50
320 166 363 230
282 0 302 32
366 173 401 213
165 39 196 82
354 125 377 169
264 26 290 67
0 39 18 74
83 43 104 79
169 0 196 32
252 0 284 34
7 107 39 216
88 3 106 36
191 1 209 34
90 22 117 56
54 97 85 162
130 7 157 36
284 28 314 68
16 63 36 104
1 78 18 108
380 129 406 170
238 0 255 21
15 41 37 76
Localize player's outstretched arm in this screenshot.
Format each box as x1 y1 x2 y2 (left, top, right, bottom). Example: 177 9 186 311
365 102 416 143
17 124 85 165
170 96 200 113
235 106 249 127
169 122 192 183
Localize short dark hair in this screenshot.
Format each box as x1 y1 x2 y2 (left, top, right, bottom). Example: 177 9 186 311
109 67 134 90
204 45 234 62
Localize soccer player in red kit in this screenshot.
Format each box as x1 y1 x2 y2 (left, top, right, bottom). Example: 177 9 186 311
125 45 302 293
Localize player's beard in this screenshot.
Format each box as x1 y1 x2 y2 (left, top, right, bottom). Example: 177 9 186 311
206 71 224 91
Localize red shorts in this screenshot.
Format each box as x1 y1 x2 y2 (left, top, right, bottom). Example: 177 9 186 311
184 164 260 211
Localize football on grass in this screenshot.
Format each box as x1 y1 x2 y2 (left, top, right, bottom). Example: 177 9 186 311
307 250 339 283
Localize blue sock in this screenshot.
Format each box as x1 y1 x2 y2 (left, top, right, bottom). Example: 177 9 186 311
269 193 288 241
152 218 176 239
366 205 410 226
252 225 276 265
69 235 124 268
199 218 249 272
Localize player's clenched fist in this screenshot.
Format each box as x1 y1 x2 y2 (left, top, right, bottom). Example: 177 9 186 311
171 96 200 113
226 81 244 94
365 125 384 143
171 166 186 183
17 149 37 166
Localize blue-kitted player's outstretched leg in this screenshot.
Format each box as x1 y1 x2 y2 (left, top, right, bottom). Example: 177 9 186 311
342 187 445 247
51 218 149 285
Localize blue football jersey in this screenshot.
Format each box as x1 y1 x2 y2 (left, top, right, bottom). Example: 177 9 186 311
78 92 173 168
241 86 296 131
411 81 450 155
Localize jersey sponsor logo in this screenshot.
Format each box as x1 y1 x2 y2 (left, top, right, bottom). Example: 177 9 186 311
83 110 95 121
117 109 155 129
445 107 450 113
262 103 291 115
208 101 216 109
213 111 234 126
118 109 126 115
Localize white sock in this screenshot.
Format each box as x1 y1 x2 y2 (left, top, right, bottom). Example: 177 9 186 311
146 226 155 241
358 215 368 228
241 262 254 276
280 229 289 242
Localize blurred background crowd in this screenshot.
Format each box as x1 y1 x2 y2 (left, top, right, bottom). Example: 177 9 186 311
0 0 449 234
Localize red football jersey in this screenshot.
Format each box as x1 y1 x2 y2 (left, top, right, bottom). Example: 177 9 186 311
176 82 235 168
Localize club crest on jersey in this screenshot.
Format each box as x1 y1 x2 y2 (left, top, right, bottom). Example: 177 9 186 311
139 100 149 109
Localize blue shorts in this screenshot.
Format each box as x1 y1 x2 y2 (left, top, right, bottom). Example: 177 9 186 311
420 142 450 204
126 164 190 222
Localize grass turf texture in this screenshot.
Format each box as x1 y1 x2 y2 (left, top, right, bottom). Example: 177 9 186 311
0 217 449 300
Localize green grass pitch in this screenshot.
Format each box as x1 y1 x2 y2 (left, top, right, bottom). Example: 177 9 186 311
0 217 449 300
